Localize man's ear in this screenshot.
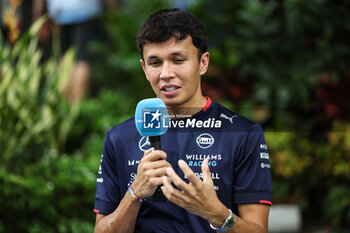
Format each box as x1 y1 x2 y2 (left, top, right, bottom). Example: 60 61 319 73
140 59 150 81
199 52 210 76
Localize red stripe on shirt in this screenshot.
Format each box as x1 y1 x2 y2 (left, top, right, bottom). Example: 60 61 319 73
93 209 100 213
203 97 212 112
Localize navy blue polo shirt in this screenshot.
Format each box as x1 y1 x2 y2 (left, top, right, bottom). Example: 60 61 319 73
94 98 272 232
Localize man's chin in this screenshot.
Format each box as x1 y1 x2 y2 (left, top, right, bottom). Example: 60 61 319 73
161 98 183 108
162 99 180 107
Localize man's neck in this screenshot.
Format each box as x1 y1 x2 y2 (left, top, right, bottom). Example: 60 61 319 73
167 96 208 119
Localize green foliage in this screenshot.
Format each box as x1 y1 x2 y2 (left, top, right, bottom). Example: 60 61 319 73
192 0 350 107
0 150 98 233
0 17 77 172
0 86 135 233
265 121 350 228
0 17 91 232
324 185 350 230
67 90 136 153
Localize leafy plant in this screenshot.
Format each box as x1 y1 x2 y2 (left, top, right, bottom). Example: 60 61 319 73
0 16 84 232
265 120 350 228
0 16 77 172
0 150 98 233
192 0 350 108
324 185 350 231
66 89 136 153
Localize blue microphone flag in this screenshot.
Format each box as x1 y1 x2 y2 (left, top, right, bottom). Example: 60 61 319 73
135 98 169 136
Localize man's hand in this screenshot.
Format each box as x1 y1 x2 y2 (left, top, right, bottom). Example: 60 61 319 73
131 148 171 199
161 158 228 226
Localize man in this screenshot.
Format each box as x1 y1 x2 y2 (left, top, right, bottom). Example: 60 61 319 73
94 8 271 233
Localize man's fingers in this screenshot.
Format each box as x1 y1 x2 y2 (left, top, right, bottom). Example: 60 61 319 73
161 176 187 206
178 160 202 190
142 149 167 161
143 147 154 156
148 176 165 187
201 158 213 185
165 166 189 191
165 166 201 196
143 159 171 170
145 166 170 179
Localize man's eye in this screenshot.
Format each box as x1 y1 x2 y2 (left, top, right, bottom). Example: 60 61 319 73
174 59 185 64
149 61 160 66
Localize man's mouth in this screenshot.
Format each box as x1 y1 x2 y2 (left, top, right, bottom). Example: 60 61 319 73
163 87 179 92
163 87 178 92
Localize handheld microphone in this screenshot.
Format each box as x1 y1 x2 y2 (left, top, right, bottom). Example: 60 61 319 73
135 98 169 202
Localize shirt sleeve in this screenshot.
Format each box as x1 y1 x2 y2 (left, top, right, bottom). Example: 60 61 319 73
233 123 272 206
94 133 122 214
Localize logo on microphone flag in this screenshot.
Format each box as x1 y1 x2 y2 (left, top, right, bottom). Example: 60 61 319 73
142 107 169 133
135 98 169 136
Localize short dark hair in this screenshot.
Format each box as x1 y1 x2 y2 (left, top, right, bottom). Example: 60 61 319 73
136 8 208 60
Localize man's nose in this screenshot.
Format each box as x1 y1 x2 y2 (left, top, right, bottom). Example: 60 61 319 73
160 62 175 80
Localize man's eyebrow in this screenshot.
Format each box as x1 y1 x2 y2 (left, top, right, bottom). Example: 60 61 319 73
170 51 187 56
146 55 159 61
146 51 187 61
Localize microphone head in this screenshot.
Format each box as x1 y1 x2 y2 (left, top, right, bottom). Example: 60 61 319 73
135 98 169 136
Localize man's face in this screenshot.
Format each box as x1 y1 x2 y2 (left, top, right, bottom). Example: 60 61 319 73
140 36 209 108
